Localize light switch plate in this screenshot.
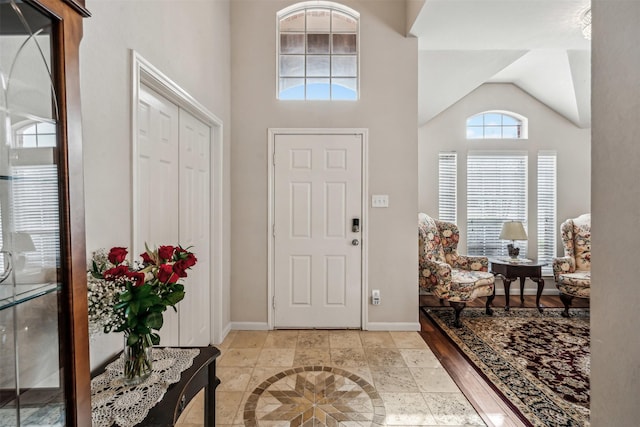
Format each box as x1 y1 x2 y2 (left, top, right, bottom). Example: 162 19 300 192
371 194 389 208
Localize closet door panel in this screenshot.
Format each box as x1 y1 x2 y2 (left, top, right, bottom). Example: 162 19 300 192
178 109 211 346
136 85 180 346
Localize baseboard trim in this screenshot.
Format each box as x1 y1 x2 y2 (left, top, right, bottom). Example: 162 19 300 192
365 322 420 331
229 321 420 331
217 323 232 345
230 322 270 331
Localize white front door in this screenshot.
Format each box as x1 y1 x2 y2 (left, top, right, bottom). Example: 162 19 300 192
273 133 363 328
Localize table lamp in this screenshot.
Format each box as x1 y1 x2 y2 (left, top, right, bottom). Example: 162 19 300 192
499 221 527 259
0 232 36 284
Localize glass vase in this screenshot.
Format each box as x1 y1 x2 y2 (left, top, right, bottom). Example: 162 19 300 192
122 333 153 386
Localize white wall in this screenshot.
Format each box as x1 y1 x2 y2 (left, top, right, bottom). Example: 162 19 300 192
419 83 590 280
591 1 640 424
80 0 231 368
230 0 418 327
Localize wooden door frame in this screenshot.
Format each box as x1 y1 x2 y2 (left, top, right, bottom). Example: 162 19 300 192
267 128 369 330
131 51 225 344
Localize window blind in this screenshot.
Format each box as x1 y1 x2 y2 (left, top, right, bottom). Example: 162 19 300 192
438 152 457 223
537 153 557 275
467 153 528 258
11 164 60 271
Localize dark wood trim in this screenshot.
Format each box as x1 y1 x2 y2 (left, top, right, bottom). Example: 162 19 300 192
61 0 91 18
19 1 92 425
55 3 92 425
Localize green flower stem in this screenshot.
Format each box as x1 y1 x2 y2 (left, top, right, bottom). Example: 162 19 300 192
123 333 153 383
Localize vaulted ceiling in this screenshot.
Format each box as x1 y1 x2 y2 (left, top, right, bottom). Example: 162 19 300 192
409 0 591 128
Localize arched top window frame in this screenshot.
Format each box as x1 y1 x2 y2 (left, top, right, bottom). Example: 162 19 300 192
277 1 360 101
12 119 58 149
466 110 528 140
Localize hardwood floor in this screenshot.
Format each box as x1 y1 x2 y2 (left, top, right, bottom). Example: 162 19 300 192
419 293 590 427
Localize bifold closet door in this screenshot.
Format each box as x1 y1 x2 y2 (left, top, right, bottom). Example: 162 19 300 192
136 85 211 346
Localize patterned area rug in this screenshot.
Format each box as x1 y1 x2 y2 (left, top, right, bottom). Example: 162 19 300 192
244 366 385 426
422 307 590 427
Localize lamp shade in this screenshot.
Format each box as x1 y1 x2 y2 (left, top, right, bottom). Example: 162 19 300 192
1 232 36 253
499 221 528 241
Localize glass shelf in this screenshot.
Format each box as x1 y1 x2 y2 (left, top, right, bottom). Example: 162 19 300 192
0 282 60 311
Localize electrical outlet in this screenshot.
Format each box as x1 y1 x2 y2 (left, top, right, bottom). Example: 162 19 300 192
371 289 381 305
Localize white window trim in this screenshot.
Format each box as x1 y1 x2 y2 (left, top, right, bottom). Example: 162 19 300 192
277 1 359 19
438 152 457 224
537 151 557 275
276 1 360 101
131 50 226 344
438 149 558 278
466 110 529 140
466 151 529 258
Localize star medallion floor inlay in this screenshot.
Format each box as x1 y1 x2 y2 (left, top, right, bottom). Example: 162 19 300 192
243 366 385 427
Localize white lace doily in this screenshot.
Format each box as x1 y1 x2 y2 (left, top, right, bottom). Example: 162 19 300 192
91 348 200 427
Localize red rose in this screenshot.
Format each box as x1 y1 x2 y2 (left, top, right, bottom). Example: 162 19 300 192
173 260 189 278
157 263 178 283
183 253 197 268
158 245 175 261
103 265 130 280
126 271 145 287
140 251 154 265
174 248 197 266
108 247 128 264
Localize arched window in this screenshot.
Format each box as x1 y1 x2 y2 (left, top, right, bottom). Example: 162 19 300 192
14 121 57 148
466 111 527 139
277 2 359 100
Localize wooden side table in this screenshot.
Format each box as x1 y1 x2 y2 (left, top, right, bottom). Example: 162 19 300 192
489 259 547 312
92 346 220 426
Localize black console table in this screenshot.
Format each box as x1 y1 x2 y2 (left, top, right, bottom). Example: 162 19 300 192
92 346 220 426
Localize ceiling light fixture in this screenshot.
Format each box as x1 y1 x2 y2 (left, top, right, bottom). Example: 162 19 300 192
581 8 592 40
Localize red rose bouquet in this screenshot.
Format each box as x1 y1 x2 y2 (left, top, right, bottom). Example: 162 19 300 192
87 244 197 383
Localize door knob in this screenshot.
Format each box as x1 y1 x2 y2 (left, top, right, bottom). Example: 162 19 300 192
352 239 359 246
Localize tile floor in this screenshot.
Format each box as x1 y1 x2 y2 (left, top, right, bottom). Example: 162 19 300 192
176 330 485 427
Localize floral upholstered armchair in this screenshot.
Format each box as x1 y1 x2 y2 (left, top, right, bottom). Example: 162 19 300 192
418 213 495 327
553 213 591 317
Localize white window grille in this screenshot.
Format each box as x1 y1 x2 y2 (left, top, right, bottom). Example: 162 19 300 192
277 2 359 100
466 111 527 139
